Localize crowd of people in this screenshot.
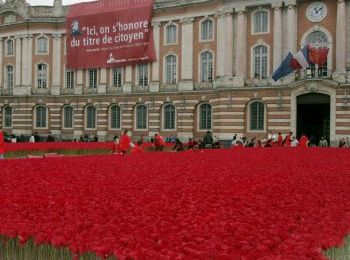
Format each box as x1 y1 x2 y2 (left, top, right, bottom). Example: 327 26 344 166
1 129 350 159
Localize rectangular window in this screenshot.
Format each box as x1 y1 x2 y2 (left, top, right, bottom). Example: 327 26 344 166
113 67 122 87
201 20 213 41
6 40 14 56
138 64 148 87
37 38 48 54
37 64 47 89
66 70 74 89
89 69 98 88
4 108 12 128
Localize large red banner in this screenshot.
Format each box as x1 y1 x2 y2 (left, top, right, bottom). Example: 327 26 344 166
66 0 155 69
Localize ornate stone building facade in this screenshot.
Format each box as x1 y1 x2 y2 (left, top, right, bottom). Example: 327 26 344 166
0 0 349 145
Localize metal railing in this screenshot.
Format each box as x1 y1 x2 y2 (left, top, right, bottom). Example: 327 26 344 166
295 69 333 80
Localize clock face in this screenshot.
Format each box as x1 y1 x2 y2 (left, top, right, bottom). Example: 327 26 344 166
306 2 328 22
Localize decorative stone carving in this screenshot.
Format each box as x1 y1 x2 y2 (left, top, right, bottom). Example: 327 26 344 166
3 13 16 24
0 0 29 18
305 82 319 93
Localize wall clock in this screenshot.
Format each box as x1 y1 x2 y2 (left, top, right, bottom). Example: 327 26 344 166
306 2 327 23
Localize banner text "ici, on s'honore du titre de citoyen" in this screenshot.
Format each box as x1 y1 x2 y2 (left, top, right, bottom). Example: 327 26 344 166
66 0 155 69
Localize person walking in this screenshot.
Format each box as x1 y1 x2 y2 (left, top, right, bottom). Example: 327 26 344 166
0 131 5 159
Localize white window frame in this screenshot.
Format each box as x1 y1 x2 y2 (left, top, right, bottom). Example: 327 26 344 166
164 22 178 45
62 105 74 129
34 105 48 129
251 8 270 35
197 102 212 131
163 54 178 85
135 64 149 87
65 68 75 89
5 65 14 90
3 106 12 128
109 104 122 130
36 63 49 89
199 50 214 83
111 67 123 88
36 35 49 55
5 38 14 57
87 68 98 88
199 17 215 42
85 105 97 130
247 100 266 132
134 104 148 130
162 103 177 131
250 42 270 79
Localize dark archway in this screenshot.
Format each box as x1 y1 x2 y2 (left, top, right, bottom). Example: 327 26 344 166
297 93 330 146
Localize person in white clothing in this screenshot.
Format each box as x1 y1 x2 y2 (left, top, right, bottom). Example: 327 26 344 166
29 135 35 143
291 137 299 147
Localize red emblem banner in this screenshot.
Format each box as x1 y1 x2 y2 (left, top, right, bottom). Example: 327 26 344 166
66 0 155 69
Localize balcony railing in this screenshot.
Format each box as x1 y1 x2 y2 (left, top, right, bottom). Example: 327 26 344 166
32 88 50 95
133 85 149 93
60 88 74 95
245 77 273 87
1 88 13 95
83 87 98 94
160 83 178 92
107 86 123 94
194 82 213 90
295 69 333 80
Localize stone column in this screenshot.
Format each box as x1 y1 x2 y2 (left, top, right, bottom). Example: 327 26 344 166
150 22 161 92
98 68 107 93
224 10 234 78
15 35 22 87
74 69 83 94
235 6 247 79
272 1 283 71
26 35 33 88
0 38 3 90
51 33 62 95
285 0 297 54
336 0 346 73
216 9 234 82
179 17 194 91
216 11 226 78
123 66 132 93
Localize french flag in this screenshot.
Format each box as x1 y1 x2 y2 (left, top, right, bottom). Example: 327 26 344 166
290 45 309 70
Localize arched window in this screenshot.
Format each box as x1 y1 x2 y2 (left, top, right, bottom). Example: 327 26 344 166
199 103 211 130
305 31 328 77
136 104 147 130
3 106 12 128
166 24 177 44
37 37 48 54
249 101 265 131
6 65 14 90
86 105 96 129
6 39 14 56
165 55 177 84
254 11 268 33
163 104 176 130
253 45 268 79
110 105 121 129
200 51 213 82
201 19 213 41
37 64 47 89
35 105 47 128
63 106 73 129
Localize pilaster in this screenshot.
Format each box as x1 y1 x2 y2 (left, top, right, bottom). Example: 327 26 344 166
179 17 194 91
150 22 161 92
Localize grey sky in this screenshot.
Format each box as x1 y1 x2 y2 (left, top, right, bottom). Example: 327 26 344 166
26 0 95 6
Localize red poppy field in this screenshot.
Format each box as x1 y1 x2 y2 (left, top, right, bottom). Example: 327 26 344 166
1 148 350 259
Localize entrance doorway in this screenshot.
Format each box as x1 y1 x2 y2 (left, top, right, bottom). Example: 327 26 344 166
297 93 330 146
